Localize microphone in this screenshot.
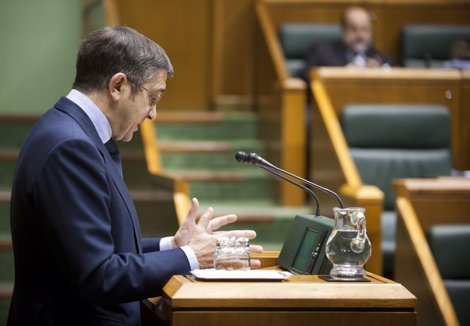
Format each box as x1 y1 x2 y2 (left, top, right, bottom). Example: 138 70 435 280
235 151 320 215
235 151 344 209
260 163 320 216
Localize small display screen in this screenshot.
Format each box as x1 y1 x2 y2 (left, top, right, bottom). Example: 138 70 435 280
292 228 320 272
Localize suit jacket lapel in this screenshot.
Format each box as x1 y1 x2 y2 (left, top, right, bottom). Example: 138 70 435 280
54 97 143 253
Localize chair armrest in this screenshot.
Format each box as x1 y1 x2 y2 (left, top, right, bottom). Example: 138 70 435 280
311 77 361 189
141 119 191 226
149 174 190 227
280 77 306 91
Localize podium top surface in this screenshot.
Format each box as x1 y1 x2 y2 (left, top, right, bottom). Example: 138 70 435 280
162 272 416 310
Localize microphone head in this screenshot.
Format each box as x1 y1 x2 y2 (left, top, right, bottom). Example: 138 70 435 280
235 151 268 167
235 151 260 164
235 151 249 162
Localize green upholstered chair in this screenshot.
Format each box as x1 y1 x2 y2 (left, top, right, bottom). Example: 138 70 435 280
340 104 452 277
427 225 470 326
278 23 341 77
401 24 470 67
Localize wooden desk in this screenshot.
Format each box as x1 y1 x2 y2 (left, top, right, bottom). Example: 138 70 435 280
394 177 470 326
154 271 416 326
395 177 470 229
312 67 467 171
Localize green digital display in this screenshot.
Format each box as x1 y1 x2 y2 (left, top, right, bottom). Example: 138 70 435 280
278 214 334 275
292 228 319 272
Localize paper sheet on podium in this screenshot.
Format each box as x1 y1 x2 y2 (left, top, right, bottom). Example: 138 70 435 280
191 269 292 281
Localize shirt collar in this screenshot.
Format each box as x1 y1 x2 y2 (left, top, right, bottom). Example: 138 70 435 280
66 89 112 144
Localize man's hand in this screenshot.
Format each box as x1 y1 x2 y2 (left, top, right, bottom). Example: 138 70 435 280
365 55 383 68
172 198 263 269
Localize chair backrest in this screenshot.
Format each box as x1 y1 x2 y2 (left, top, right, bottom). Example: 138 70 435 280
279 23 341 76
401 24 470 67
341 104 452 210
427 224 470 326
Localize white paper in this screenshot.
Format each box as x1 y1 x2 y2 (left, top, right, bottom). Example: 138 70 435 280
191 269 292 281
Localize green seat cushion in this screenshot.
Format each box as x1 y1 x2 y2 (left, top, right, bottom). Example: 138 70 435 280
279 23 341 59
381 210 396 278
427 224 470 279
279 23 341 76
445 280 470 326
351 148 451 209
341 104 452 209
428 225 470 326
341 104 451 149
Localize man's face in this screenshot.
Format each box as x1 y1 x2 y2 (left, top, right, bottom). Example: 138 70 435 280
112 70 167 142
342 8 373 54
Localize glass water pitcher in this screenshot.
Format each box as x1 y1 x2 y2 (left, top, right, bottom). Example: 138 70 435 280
325 207 371 280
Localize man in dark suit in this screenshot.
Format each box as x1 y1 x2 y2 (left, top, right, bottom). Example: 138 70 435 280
8 26 262 326
301 6 392 81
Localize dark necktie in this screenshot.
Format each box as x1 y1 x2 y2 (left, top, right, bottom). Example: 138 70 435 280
104 139 123 177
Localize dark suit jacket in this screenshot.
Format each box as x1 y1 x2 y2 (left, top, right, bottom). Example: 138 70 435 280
300 39 393 81
8 97 190 326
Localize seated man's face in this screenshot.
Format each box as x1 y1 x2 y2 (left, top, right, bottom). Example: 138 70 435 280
342 8 373 54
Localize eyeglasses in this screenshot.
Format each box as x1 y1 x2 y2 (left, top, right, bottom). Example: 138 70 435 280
140 86 161 107
127 77 162 107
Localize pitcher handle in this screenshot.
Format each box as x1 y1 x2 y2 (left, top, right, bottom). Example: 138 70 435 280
351 211 366 253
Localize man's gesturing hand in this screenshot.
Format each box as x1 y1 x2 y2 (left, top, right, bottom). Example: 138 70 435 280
172 198 263 269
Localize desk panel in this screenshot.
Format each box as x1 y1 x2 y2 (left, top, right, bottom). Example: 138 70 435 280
173 311 415 326
395 178 470 230
158 272 417 326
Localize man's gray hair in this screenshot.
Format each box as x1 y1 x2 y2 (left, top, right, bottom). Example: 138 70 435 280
73 26 173 94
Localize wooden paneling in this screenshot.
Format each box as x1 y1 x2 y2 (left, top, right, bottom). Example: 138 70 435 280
212 0 256 100
111 0 212 111
105 0 470 111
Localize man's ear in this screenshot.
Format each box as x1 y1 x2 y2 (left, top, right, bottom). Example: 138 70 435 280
108 72 128 102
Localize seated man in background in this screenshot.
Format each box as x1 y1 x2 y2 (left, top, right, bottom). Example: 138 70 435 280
443 36 470 70
301 5 392 81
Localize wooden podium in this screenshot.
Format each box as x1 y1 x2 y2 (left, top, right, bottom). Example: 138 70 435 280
147 268 417 326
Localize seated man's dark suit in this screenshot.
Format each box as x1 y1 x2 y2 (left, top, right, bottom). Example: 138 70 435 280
8 97 190 326
301 39 393 80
